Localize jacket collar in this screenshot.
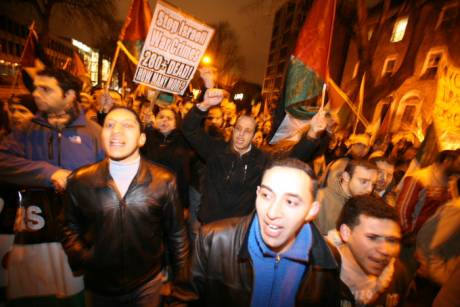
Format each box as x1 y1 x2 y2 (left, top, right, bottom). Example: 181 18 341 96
92 157 152 188
32 110 87 129
238 213 339 270
225 143 261 161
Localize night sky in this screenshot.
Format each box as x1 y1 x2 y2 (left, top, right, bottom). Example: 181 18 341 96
117 0 279 85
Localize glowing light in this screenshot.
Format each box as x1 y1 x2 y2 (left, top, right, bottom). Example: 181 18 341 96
201 55 212 65
72 39 91 53
234 93 244 100
192 89 201 99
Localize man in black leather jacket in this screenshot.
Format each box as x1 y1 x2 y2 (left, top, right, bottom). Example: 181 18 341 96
190 158 341 307
60 107 191 306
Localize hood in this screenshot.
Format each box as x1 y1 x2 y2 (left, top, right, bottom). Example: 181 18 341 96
322 158 349 199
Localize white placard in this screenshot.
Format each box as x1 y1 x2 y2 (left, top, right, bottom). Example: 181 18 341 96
133 0 214 95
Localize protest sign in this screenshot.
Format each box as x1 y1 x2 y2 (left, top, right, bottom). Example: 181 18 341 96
133 0 214 95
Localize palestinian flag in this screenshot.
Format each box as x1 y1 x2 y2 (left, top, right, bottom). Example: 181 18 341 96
270 0 336 143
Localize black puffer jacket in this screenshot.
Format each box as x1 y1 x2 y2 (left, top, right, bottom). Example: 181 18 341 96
60 158 190 298
191 214 342 306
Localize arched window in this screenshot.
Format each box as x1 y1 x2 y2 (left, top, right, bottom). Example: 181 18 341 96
394 91 423 131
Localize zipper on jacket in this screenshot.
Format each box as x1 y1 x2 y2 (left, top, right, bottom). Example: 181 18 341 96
275 254 281 266
119 198 126 284
268 255 281 307
57 129 62 167
48 133 54 160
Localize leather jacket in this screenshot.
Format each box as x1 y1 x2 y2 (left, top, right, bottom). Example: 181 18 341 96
191 214 341 306
61 158 190 297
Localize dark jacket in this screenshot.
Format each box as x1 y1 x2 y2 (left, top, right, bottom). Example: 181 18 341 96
141 128 194 208
191 214 342 306
61 158 191 299
182 106 270 224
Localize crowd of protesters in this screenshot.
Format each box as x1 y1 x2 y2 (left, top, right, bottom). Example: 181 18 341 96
0 65 458 307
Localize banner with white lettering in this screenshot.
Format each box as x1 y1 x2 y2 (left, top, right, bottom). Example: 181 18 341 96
14 189 62 244
133 0 214 95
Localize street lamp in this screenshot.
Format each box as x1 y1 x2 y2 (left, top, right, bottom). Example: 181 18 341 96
201 55 212 65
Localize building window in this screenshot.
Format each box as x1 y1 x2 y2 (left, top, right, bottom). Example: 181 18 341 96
422 48 445 76
277 61 285 74
382 56 397 77
437 3 459 28
282 33 290 45
272 24 279 37
401 105 416 128
390 16 408 42
352 61 359 79
264 78 274 90
296 14 304 27
280 47 288 58
275 77 282 89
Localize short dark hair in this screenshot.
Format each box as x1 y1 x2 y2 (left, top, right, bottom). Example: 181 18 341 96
265 158 317 196
158 107 182 129
37 68 83 101
336 195 400 230
104 106 144 133
345 159 378 177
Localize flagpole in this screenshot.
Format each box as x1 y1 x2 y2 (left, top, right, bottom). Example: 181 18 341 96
328 78 369 127
353 73 366 133
105 42 121 91
320 83 327 109
62 57 71 70
324 0 336 79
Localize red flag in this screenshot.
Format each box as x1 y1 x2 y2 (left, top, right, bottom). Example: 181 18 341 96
19 22 53 92
71 51 88 77
20 22 51 68
119 0 153 41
